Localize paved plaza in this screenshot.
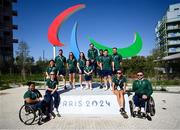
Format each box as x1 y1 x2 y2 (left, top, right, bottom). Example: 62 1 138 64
0 85 180 129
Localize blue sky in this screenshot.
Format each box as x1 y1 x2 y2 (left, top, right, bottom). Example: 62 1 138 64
13 0 179 61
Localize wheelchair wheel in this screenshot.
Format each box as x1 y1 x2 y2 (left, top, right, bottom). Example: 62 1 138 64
148 97 155 116
19 104 36 125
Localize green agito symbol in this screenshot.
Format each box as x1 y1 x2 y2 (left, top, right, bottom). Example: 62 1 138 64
89 32 142 58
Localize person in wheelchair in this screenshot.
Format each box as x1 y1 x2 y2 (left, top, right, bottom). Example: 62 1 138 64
23 81 51 120
112 69 128 118
132 71 153 117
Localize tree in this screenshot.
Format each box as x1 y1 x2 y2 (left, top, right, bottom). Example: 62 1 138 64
26 56 35 75
15 41 33 80
35 57 49 73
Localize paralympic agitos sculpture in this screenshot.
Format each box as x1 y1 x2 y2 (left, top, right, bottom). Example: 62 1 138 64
48 4 142 59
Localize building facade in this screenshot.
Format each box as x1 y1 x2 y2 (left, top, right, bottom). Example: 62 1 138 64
155 3 180 76
155 3 180 56
0 0 18 72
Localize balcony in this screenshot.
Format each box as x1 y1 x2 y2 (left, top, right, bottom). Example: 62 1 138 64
13 39 18 43
167 25 180 31
167 17 180 23
168 47 180 54
168 40 180 46
12 10 17 16
13 25 18 30
167 33 180 38
13 0 17 3
3 10 18 17
1 24 18 30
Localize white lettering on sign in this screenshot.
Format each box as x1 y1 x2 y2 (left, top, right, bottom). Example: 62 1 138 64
58 94 130 115
61 99 111 107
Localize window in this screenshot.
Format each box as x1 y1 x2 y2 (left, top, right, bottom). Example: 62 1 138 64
0 32 3 37
4 16 11 22
0 0 3 6
3 1 11 8
4 32 11 37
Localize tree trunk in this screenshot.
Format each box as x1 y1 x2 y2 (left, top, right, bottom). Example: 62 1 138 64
21 67 26 80
9 67 12 76
30 68 32 76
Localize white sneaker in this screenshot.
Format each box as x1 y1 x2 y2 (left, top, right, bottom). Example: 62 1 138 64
80 85 83 89
104 86 108 91
141 107 145 113
110 87 113 91
134 107 139 112
54 109 58 115
90 87 93 90
50 112 56 119
69 83 73 88
54 109 61 117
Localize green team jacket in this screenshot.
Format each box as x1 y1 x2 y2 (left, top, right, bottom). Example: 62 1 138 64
132 79 153 96
87 48 98 60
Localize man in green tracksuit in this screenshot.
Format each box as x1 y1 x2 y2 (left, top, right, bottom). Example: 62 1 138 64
55 49 67 90
96 49 104 88
132 71 153 116
112 47 122 74
87 43 98 76
100 49 113 90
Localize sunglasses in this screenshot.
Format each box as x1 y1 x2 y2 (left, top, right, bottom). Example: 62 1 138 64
117 72 122 74
50 74 55 75
137 74 143 76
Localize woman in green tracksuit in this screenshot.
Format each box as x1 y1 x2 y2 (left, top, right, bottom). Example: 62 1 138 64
77 52 86 89
84 60 93 90
46 59 57 79
112 70 128 118
67 52 77 89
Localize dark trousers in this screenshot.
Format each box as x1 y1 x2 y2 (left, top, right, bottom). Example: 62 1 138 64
133 94 148 108
45 90 60 111
30 100 50 116
91 60 97 76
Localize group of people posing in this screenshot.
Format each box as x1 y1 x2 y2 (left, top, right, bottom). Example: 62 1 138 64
46 43 123 90
23 43 153 120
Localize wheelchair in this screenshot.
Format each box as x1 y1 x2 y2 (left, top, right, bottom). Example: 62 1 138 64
19 103 45 125
129 95 155 121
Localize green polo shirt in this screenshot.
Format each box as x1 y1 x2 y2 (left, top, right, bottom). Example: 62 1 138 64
55 55 66 70
67 58 77 71
87 48 98 60
46 66 57 75
23 89 42 100
132 79 153 96
78 58 86 69
46 79 58 89
84 66 93 75
112 53 122 70
96 55 103 69
112 75 127 89
102 55 112 70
